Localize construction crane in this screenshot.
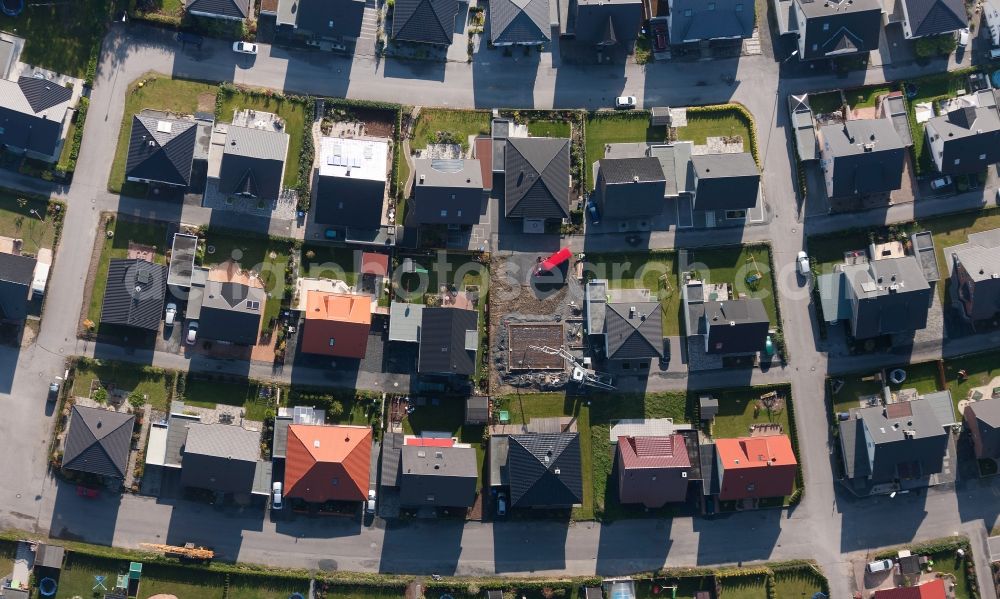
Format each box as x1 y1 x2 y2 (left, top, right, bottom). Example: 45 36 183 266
528 345 615 391
140 543 215 561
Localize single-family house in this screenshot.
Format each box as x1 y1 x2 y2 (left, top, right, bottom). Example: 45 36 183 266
505 432 583 509
276 0 367 45
185 0 252 20
62 405 135 482
400 444 478 508
703 299 770 355
891 0 966 39
179 421 263 494
411 158 484 226
790 0 883 61
617 434 692 508
392 0 460 45
667 0 755 44
947 228 1000 322
504 137 571 225
585 280 664 372
690 153 760 211
842 256 932 339
924 106 1000 176
300 290 373 359
314 137 389 240
197 277 266 346
0 76 73 162
964 398 1000 460
125 114 199 187
284 424 372 503
490 0 551 45
417 306 478 378
593 157 667 220
99 259 168 331
214 123 289 204
0 252 37 322
873 579 946 599
571 0 644 48
715 435 797 501
817 119 906 199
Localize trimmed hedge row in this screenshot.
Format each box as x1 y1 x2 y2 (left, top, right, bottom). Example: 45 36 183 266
60 97 89 174
685 103 761 165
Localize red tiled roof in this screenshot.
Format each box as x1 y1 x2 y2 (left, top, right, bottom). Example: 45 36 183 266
874 579 946 599
284 424 372 503
716 435 797 501
618 435 690 469
360 252 389 277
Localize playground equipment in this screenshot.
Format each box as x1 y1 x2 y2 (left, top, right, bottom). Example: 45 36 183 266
0 0 24 17
37 577 57 597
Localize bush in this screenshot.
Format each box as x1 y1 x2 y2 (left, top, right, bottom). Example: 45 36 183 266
93 387 108 404
915 34 958 57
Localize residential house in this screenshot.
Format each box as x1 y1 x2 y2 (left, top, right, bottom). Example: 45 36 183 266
947 228 1000 322
890 0 966 39
125 114 199 187
690 153 760 212
817 119 906 199
392 0 460 45
411 158 484 226
842 256 932 340
417 306 478 378
617 434 692 508
284 424 372 503
185 0 252 20
0 76 74 162
667 0 755 44
924 106 1000 176
196 270 266 345
276 0 367 46
0 252 36 321
715 435 797 501
388 301 425 343
839 396 951 491
570 0 644 48
300 290 373 359
179 421 263 495
703 299 770 355
585 280 664 372
504 137 571 226
314 136 390 242
490 0 551 45
62 405 135 482
211 121 289 204
593 157 667 220
400 444 478 508
505 432 583 509
99 259 168 331
873 579 946 599
270 405 326 461
790 0 883 61
964 398 1000 460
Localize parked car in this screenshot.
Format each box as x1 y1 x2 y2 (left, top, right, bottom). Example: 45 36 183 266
47 381 59 402
867 559 893 573
233 41 258 55
959 28 970 47
164 303 177 327
930 176 953 190
615 96 637 110
496 492 507 517
366 489 376 515
186 321 199 346
271 481 283 510
796 251 810 277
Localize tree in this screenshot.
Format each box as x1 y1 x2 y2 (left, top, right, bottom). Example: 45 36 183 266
128 391 145 410
93 387 108 403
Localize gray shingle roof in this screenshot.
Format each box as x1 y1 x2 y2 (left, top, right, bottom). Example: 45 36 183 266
668 0 755 42
412 159 484 225
392 0 459 44
418 307 478 376
841 399 949 483
490 0 551 44
126 115 198 187
0 77 71 157
17 76 72 114
186 0 252 18
100 259 167 331
504 137 570 219
820 119 906 197
180 422 261 493
844 256 932 339
605 298 664 360
282 0 367 39
649 142 693 197
902 0 965 36
197 280 266 345
574 0 643 45
507 433 583 508
691 152 760 210
0 251 36 319
947 228 1000 321
966 398 1000 458
400 444 478 507
797 0 883 60
595 157 666 218
704 298 770 354
925 106 1000 176
63 406 135 479
218 125 289 201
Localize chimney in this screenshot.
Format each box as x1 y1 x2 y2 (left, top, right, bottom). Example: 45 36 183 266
633 175 639 183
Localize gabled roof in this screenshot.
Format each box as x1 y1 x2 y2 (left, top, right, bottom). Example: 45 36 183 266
278 0 367 39
300 291 372 358
704 298 770 354
100 259 168 331
198 279 266 345
574 0 644 45
63 406 135 479
392 0 459 44
0 77 72 157
490 0 551 44
843 256 931 339
400 444 478 507
179 421 261 493
797 0 883 60
218 125 289 201
126 115 198 187
668 0 755 42
507 433 583 507
925 106 1000 175
902 0 965 37
504 137 570 219
412 158 484 225
873 578 946 599
0 251 36 321
618 435 691 469
418 307 478 376
0 252 36 286
605 298 664 360
819 119 906 197
284 424 372 502
691 152 760 210
842 398 949 481
186 0 252 18
16 76 72 114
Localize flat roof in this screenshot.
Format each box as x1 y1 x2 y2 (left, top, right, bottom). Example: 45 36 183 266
319 136 389 182
167 233 199 288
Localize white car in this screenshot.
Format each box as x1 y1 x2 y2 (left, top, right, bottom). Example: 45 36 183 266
164 303 177 327
186 321 199 346
930 176 953 191
366 489 376 515
867 558 893 573
796 251 810 277
615 96 637 110
271 481 283 510
958 28 970 47
233 41 258 55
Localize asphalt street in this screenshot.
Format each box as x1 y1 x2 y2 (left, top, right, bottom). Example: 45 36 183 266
0 23 998 599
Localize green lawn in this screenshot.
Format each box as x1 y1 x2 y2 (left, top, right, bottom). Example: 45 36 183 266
685 244 780 326
905 71 970 175
87 216 170 328
0 540 14 582
928 550 975 599
403 396 486 486
773 567 827 599
807 230 872 272
52 553 227 599
71 360 171 411
527 120 571 138
708 386 792 440
182 377 275 420
228 574 311 599
285 387 380 427
720 574 768 599
584 250 680 336
217 91 308 187
203 230 292 327
585 113 666 188
495 393 594 520
829 373 885 415
946 349 1000 406
411 109 491 151
108 74 218 193
318 585 408 598
635 577 715 598
676 108 754 148
808 91 843 115
0 192 58 254
0 0 111 77
301 244 359 287
846 85 892 109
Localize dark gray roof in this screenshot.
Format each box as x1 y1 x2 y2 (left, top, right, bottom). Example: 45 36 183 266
0 252 35 321
506 433 583 508
315 174 386 228
595 157 666 219
948 228 1000 321
100 259 168 331
605 298 664 360
218 126 289 201
284 0 366 39
63 405 135 479
704 298 770 354
392 0 459 44
0 77 71 157
925 106 1000 176
797 0 883 60
574 0 643 45
844 256 932 339
820 120 906 197
466 395 490 423
186 0 252 18
180 421 261 493
126 115 198 187
17 76 72 113
490 0 550 44
400 445 478 507
649 142 693 197
412 159 484 225
691 153 760 210
418 307 478 376
382 431 404 487
197 280 266 345
902 0 965 37
842 399 949 483
504 137 570 219
668 0 755 42
272 415 292 459
966 398 1000 458
34 543 65 570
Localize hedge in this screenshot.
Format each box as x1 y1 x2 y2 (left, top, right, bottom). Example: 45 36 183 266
60 97 89 174
685 103 761 166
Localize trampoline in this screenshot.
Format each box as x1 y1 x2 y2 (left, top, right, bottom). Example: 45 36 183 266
288 594 305 599
38 577 57 597
0 0 23 16
889 368 907 385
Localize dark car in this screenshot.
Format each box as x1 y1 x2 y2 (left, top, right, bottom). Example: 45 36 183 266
176 32 204 48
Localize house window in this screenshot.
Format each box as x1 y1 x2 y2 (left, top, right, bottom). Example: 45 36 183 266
329 338 336 347
954 158 961 165
338 202 344 209
427 494 436 502
714 342 724 350
746 483 756 492
735 2 743 10
683 8 693 16
639 362 649 369
812 44 818 51
457 209 463 217
822 22 829 31
440 209 448 217
725 210 747 219
622 361 631 369
980 153 987 160
328 20 334 28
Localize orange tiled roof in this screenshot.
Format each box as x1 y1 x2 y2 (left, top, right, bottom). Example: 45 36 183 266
305 291 371 324
715 435 797 469
284 424 372 503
